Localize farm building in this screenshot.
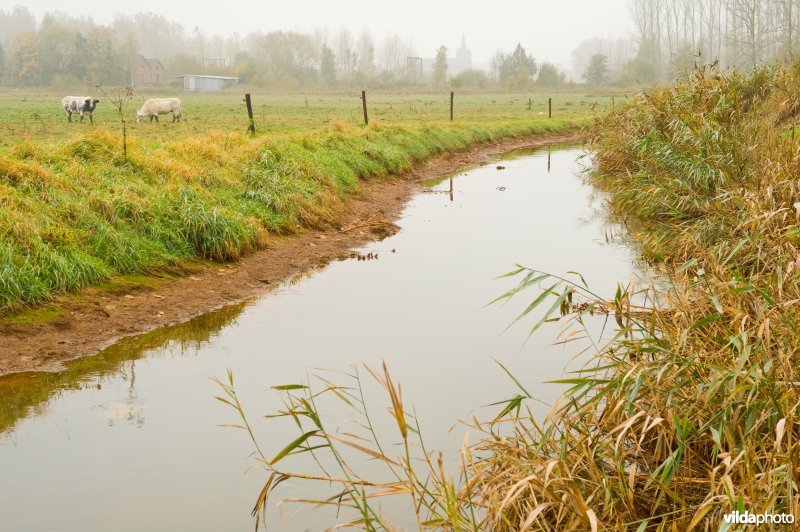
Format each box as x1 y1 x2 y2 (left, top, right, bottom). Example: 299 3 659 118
178 75 241 92
132 55 166 86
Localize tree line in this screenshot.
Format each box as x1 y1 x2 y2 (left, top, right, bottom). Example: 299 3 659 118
0 6 576 90
10 2 793 90
578 0 800 85
631 0 800 79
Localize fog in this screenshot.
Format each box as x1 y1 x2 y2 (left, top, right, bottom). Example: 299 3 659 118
21 0 632 67
3 1 795 89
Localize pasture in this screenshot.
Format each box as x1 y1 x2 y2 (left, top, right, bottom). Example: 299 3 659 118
0 89 602 311
0 91 614 145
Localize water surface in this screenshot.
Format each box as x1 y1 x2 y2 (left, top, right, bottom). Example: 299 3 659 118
0 147 636 531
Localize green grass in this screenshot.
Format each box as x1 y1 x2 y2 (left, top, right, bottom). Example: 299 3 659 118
0 90 597 312
0 91 613 145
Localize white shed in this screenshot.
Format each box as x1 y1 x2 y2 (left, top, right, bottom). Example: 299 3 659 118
178 75 241 92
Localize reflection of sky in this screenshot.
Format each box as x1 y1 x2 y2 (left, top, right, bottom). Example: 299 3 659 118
0 147 638 531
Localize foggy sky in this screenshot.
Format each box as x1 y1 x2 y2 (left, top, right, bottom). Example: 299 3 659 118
21 0 632 67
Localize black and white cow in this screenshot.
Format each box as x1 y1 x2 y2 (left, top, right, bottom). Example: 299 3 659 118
61 96 100 124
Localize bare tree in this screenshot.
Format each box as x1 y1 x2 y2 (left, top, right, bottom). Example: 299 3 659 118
97 85 134 161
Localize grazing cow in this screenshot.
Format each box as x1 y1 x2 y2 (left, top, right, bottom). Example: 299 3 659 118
61 96 100 124
136 98 182 123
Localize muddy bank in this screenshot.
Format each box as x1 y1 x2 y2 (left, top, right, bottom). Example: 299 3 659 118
0 133 579 376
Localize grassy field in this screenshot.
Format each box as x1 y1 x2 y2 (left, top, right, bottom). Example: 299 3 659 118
0 90 605 312
0 91 614 145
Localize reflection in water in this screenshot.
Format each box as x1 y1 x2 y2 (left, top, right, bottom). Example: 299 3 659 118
0 301 248 435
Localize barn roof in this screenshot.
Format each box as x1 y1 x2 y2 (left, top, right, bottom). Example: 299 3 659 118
145 58 164 70
176 75 241 80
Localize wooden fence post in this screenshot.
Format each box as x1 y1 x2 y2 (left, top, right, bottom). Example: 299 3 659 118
361 90 369 125
548 97 552 118
450 91 454 121
244 93 255 133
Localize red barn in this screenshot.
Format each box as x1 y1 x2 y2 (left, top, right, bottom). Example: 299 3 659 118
132 55 166 86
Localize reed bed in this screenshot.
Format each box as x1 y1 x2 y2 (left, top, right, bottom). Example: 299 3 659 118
219 63 800 530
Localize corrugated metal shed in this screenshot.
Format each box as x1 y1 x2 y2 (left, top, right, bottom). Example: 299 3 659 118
178 75 241 92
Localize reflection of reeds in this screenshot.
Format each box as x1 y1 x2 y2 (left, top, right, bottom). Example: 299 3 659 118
0 301 247 435
223 64 800 529
217 362 485 530
217 270 644 530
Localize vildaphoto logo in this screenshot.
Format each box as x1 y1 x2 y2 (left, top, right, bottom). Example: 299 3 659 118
723 511 795 526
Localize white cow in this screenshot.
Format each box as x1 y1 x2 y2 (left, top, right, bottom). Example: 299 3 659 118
136 98 182 123
61 96 100 124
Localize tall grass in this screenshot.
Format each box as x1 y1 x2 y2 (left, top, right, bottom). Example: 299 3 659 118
219 63 800 529
0 118 581 312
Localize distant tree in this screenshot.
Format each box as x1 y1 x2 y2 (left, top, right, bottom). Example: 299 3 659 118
536 62 565 87
583 53 609 85
355 31 375 81
335 28 356 82
620 57 657 85
38 23 82 85
121 33 140 86
320 44 336 85
168 52 201 79
248 31 319 87
379 33 408 82
433 46 448 86
488 50 505 82
0 42 5 84
451 68 489 89
71 33 90 81
10 32 41 86
0 6 36 49
87 26 128 85
670 44 698 80
232 51 256 83
631 37 660 81
499 44 537 87
112 12 187 59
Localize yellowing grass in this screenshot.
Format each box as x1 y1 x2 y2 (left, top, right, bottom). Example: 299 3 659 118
0 107 587 311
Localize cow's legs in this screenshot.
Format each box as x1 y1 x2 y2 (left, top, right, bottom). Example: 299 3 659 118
89 114 93 125
66 110 72 123
154 116 159 123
